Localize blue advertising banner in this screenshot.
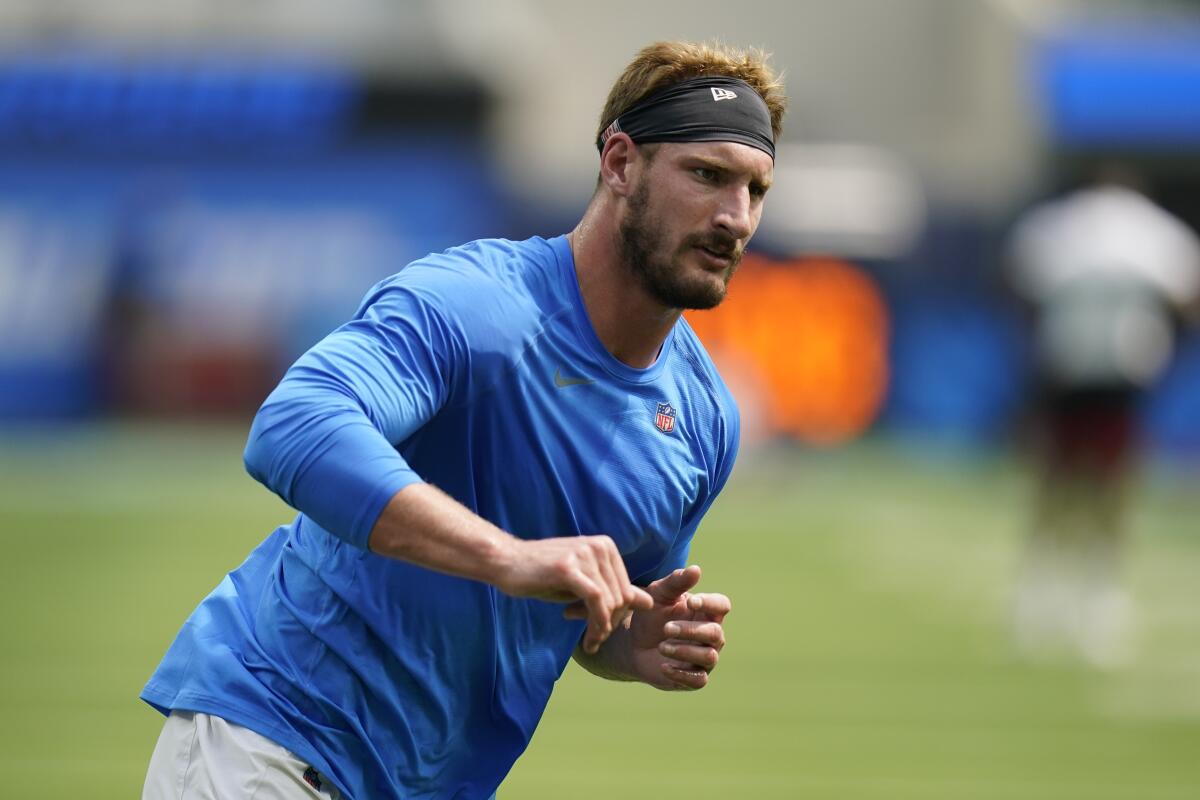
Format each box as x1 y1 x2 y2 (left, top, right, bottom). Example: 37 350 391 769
0 140 508 419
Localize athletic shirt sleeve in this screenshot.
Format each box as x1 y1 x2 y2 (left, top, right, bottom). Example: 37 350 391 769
243 264 470 550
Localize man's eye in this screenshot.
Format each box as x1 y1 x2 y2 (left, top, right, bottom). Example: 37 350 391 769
694 167 717 181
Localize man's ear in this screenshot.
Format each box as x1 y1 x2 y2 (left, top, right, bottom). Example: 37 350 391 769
598 133 639 198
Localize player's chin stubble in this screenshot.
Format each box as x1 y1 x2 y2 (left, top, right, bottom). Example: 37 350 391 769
619 179 741 311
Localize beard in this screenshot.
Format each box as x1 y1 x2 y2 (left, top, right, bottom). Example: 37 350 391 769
618 178 742 310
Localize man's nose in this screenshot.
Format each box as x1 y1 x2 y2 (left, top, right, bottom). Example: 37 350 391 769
713 186 753 241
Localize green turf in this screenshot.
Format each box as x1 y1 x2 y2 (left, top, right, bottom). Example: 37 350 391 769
1 424 1198 798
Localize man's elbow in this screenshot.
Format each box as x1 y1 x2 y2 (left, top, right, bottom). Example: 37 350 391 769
242 387 309 492
242 403 278 488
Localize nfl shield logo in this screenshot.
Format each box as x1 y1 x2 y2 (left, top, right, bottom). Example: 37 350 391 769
654 402 676 434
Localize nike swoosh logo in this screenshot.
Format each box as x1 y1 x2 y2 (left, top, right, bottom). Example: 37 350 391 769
554 367 595 388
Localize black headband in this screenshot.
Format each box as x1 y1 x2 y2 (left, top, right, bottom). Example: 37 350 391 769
597 75 774 160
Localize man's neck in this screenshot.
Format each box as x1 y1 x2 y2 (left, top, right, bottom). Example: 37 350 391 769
569 203 681 370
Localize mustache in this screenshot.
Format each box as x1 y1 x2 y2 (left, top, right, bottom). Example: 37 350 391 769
686 232 742 259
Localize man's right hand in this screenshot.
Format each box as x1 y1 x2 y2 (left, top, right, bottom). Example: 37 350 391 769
495 536 653 655
368 483 651 655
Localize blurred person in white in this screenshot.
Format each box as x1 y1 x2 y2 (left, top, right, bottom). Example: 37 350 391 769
1006 163 1200 667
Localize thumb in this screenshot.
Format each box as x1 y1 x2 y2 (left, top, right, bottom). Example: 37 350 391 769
648 564 702 604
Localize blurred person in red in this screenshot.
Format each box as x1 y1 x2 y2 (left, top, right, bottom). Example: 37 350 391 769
1006 163 1200 667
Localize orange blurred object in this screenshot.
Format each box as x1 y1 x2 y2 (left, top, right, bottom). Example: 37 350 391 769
687 255 889 445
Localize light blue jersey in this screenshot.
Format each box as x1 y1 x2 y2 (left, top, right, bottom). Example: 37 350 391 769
141 235 739 799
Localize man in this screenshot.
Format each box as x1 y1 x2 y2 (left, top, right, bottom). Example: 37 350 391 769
142 40 786 798
1006 163 1200 666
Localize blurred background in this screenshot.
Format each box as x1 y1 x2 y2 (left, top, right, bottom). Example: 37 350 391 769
2 0 1200 797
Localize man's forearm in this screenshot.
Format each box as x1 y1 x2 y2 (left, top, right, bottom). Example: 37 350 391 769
367 482 519 586
366 481 654 654
572 621 638 682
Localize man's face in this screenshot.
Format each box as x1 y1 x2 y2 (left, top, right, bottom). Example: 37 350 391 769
618 141 773 310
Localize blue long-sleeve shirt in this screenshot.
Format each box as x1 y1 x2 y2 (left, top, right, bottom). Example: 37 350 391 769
141 235 740 799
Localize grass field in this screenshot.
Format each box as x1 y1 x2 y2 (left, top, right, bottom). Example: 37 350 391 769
2 423 1199 799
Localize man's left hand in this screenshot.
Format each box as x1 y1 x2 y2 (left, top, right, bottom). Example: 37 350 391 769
631 565 730 690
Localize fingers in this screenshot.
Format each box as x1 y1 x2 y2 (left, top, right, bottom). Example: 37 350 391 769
686 592 732 623
594 540 653 636
659 641 719 671
564 586 650 623
627 584 654 611
506 534 655 654
647 564 702 604
556 539 617 654
662 619 725 648
591 539 625 632
660 660 710 690
655 618 725 689
574 536 652 654
599 542 653 628
575 574 613 655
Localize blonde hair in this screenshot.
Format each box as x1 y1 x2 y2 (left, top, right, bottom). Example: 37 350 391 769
597 41 787 145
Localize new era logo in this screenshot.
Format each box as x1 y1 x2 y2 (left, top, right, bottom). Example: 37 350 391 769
711 87 737 102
